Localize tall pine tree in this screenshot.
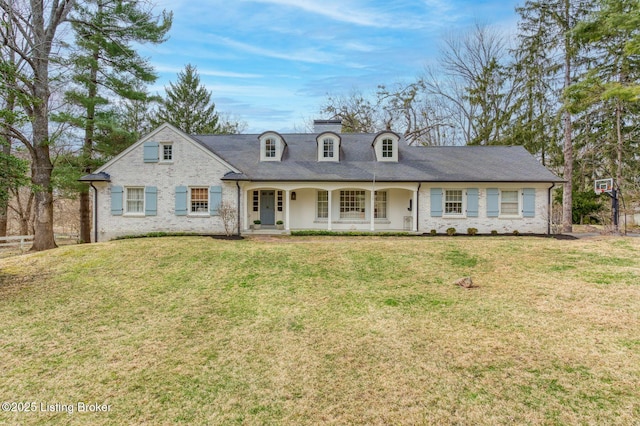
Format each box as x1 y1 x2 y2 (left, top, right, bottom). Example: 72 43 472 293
515 0 594 233
64 0 172 243
153 64 221 134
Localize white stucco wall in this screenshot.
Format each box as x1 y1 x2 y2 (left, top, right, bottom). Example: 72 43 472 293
93 126 238 241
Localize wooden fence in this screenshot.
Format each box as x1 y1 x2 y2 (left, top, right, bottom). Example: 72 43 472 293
0 234 79 252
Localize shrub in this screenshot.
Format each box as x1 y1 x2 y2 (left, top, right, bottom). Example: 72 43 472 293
253 220 261 225
491 230 498 236
513 230 520 236
276 220 283 225
446 227 456 236
467 227 478 236
430 229 437 236
218 200 238 236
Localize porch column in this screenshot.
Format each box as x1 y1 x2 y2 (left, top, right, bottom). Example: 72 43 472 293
244 189 249 232
327 189 333 231
412 189 418 232
370 190 375 231
285 189 291 231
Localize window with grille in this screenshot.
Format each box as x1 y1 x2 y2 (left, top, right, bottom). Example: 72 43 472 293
501 190 519 215
162 144 173 161
445 190 463 215
374 191 387 218
252 191 259 212
340 190 365 219
191 187 208 213
265 138 276 158
382 138 393 158
317 190 328 218
323 138 334 158
126 187 144 213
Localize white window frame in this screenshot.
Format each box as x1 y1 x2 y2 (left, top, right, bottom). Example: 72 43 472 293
443 189 465 217
382 139 394 158
373 132 398 162
125 187 144 215
264 138 276 158
259 132 284 161
317 190 328 219
500 189 520 217
161 143 173 162
374 191 387 219
317 133 339 162
190 187 209 214
340 190 365 219
323 138 334 158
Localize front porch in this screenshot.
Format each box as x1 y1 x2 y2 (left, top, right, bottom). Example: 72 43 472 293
240 182 420 233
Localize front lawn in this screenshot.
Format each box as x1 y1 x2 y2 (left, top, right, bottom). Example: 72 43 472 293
1 236 639 424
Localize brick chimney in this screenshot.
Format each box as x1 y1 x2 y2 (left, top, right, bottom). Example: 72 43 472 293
313 119 342 134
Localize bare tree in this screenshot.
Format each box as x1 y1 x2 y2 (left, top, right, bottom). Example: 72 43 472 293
422 23 519 146
0 0 75 250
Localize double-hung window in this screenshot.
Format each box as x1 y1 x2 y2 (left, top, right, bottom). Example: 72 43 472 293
500 190 519 215
340 190 365 219
382 139 394 158
265 138 276 158
444 190 463 215
317 190 328 218
374 191 387 219
162 143 173 161
126 187 144 213
323 139 334 158
191 187 209 213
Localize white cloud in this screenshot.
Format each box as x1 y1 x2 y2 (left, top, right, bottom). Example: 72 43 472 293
154 64 262 79
207 35 342 64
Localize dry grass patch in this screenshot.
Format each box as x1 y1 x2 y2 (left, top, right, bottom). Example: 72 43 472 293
1 236 639 425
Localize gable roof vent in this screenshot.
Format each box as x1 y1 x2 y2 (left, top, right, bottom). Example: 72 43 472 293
313 119 342 134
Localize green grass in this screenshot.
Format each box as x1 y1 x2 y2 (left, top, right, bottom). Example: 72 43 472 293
1 236 639 425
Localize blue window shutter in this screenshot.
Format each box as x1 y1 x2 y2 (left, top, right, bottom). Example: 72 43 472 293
145 186 157 216
466 188 479 217
210 186 222 215
175 186 188 216
111 185 123 215
487 188 499 217
143 142 159 163
430 188 443 217
523 188 536 217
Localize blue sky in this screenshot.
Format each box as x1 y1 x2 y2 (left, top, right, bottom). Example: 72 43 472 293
143 0 522 133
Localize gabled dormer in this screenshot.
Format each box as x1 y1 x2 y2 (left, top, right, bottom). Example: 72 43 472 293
316 132 341 162
259 131 286 162
372 131 400 162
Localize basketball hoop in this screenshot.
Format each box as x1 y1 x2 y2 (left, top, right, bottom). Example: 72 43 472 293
594 178 613 195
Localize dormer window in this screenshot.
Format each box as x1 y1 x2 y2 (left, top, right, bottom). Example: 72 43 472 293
317 132 340 162
373 132 399 162
265 138 276 158
259 132 286 161
323 138 334 158
382 139 393 158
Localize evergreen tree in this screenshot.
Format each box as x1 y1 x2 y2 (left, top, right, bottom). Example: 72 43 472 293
63 0 172 243
568 0 640 195
153 64 221 134
514 0 594 233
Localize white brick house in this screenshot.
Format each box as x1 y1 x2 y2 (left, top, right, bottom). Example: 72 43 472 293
82 122 562 241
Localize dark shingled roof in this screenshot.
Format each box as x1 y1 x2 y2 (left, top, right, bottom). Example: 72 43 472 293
192 133 562 183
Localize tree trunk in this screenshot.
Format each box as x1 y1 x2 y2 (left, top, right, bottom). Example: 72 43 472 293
0 141 9 236
30 55 57 250
30 135 57 250
561 0 573 234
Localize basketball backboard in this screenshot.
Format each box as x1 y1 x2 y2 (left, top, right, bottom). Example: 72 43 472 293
594 178 613 194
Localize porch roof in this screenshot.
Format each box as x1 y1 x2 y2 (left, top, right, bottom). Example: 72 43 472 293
192 133 562 183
